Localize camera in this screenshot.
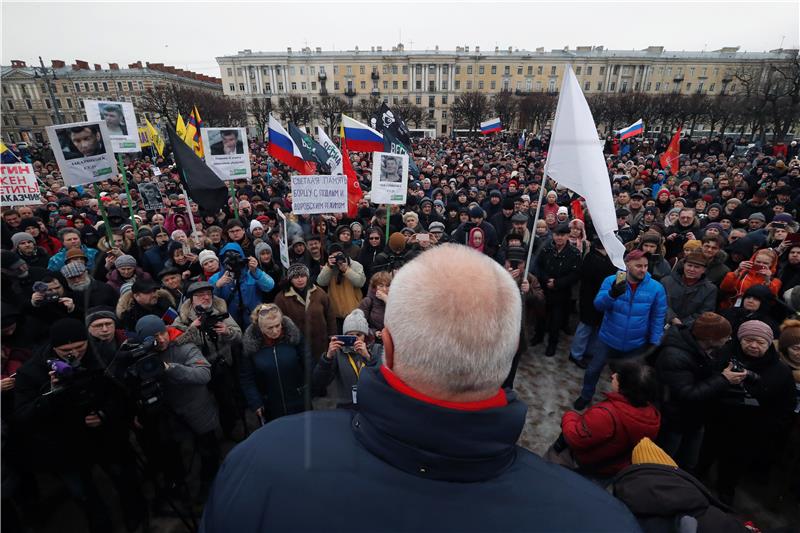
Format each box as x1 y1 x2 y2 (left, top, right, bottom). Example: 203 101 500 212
222 251 247 277
335 254 348 265
730 358 746 373
195 305 230 343
113 338 165 409
33 281 61 304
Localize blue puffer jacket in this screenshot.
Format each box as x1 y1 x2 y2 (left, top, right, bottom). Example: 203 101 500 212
210 242 275 327
595 272 666 352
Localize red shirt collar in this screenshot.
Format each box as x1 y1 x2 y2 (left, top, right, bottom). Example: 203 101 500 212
380 366 508 411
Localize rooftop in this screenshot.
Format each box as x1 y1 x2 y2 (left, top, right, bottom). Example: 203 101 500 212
2 59 221 85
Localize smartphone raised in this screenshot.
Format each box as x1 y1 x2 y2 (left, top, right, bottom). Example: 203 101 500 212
334 335 358 347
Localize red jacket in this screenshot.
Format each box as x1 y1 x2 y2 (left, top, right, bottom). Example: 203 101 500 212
561 392 661 476
36 233 62 257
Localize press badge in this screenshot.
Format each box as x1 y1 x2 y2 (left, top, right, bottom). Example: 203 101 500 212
352 385 358 405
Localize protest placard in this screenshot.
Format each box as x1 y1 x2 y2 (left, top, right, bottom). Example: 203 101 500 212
83 100 141 153
370 152 408 205
46 121 117 186
290 174 348 215
139 181 164 210
276 208 290 269
200 127 252 181
1 163 41 207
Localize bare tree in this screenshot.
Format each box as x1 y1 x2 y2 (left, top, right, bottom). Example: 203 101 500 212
315 96 349 135
394 101 425 128
202 93 247 127
451 91 490 133
356 96 382 122
248 97 272 140
278 95 314 126
518 93 557 133
493 91 519 130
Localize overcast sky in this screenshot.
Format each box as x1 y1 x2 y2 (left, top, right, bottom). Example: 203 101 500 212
3 1 799 77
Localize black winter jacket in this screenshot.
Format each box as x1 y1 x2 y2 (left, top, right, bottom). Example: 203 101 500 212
578 248 617 326
536 241 581 292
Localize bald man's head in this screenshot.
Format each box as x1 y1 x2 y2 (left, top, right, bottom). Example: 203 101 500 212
384 244 521 400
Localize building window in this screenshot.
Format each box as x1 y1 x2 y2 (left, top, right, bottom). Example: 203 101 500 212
416 80 422 90
266 82 271 92
31 116 37 125
442 65 448 74
548 80 556 92
93 82 99 91
345 65 352 75
428 81 435 92
428 95 435 107
517 66 523 75
550 66 556 75
311 81 317 90
428 64 435 73
84 83 90 91
454 80 460 89
237 68 243 77
102 82 108 91
491 66 497 74
127 81 133 91
359 65 365 74
74 82 81 92
402 66 408 74
25 99 32 109
62 84 68 93
441 81 447 90
587 66 593 75
66 98 73 108
383 80 388 89
392 81 398 89
466 80 473 90
299 67 304 75
416 65 422 74
686 82 691 91
332 65 338 74
525 79 532 91
689 67 695 77
478 81 484 90
334 81 339 90
293 82 298 90
441 95 448 104
415 96 422 105
45 99 52 109
227 68 233 77
709 83 715 93
504 66 510 75
467 65 473 74
402 81 408 89
117 81 123 91
442 110 447 119
698 82 704 93
229 83 235 91
576 66 582 75
584 81 590 90
490 80 496 89
527 66 533 75
392 65 398 74
455 65 461 75
599 66 606 75
655 81 661 91
646 82 652 91
609 82 616 91
138 81 143 91
620 81 628 93
479 66 485 75
6 100 13 110
360 81 366 89
301 82 307 90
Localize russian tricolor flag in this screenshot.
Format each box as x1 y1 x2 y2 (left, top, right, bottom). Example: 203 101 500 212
480 117 502 135
342 114 384 152
618 119 644 141
268 115 315 174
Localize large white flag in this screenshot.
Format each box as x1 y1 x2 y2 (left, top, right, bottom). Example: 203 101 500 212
545 65 626 269
317 126 343 175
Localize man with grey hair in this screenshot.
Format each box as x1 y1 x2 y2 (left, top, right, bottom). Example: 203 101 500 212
201 244 638 532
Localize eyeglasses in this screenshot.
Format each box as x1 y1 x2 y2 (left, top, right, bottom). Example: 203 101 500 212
369 236 381 241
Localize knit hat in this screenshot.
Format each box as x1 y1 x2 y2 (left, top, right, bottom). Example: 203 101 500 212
506 246 527 263
691 312 732 341
135 315 166 342
50 318 88 347
342 308 370 336
85 306 118 327
738 320 774 343
255 242 273 259
287 263 310 279
65 247 87 262
114 254 137 269
778 319 800 354
784 286 800 312
557 206 569 215
250 220 264 232
748 212 766 222
703 222 725 235
625 249 647 262
388 232 407 253
684 251 708 267
198 249 218 266
61 261 87 278
428 221 445 233
120 281 134 296
11 232 35 248
683 239 702 252
743 284 773 303
631 437 678 468
468 205 484 218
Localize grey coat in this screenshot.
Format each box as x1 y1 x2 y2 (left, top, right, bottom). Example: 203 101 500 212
311 344 384 406
173 296 242 364
161 341 219 435
661 269 718 327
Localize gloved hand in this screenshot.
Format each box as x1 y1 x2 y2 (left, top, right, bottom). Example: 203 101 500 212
609 271 627 298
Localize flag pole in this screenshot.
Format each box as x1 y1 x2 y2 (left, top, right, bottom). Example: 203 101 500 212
385 204 390 242
523 176 548 277
180 181 198 235
117 154 138 237
92 183 114 242
229 182 239 219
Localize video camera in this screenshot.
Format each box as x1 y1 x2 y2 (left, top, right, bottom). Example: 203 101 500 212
222 251 247 277
113 337 165 410
195 305 230 343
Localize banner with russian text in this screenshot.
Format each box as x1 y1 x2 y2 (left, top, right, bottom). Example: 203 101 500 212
290 174 348 214
1 163 42 207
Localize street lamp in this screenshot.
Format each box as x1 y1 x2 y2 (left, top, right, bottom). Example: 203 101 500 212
34 56 64 125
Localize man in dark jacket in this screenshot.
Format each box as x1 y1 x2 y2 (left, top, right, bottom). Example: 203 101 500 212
661 251 717 328
664 208 700 261
654 313 743 472
568 238 616 369
534 223 581 356
201 245 639 533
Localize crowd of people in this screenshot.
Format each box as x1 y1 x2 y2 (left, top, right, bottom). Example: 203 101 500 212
1 129 799 532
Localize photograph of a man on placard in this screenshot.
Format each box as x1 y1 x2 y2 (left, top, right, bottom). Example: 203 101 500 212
99 103 128 136
378 153 404 183
210 129 244 155
56 124 107 160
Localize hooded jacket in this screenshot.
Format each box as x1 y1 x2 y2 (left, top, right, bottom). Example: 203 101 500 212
240 316 307 422
172 296 242 365
719 250 782 309
209 242 275 327
595 272 667 351
562 392 661 476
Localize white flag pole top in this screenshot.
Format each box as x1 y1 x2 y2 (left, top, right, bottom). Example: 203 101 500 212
543 65 627 270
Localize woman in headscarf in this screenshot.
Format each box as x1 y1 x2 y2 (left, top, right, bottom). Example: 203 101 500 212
467 226 485 254
719 248 782 310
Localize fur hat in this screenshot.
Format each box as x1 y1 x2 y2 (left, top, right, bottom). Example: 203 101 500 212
388 232 407 253
342 308 369 336
691 312 731 341
737 320 774 344
684 251 708 267
778 319 800 354
287 263 310 279
640 231 661 246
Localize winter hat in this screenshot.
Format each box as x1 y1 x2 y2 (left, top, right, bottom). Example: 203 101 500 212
684 251 708 267
114 254 137 269
250 220 264 232
11 232 35 248
433 199 445 209
743 284 773 303
557 206 569 215
501 198 515 210
506 246 527 264
186 281 213 297
85 306 118 327
342 308 370 336
748 212 766 222
135 315 166 342
50 318 88 347
631 437 678 468
624 249 647 262
773 213 794 224
703 222 725 235
683 239 702 253
468 205 484 218
287 263 310 279
120 281 134 296
61 260 87 278
737 320 774 344
783 286 800 312
65 248 87 262
254 242 273 259
778 319 800 354
19 217 40 231
388 232 407 253
428 221 446 233
170 229 187 242
640 232 661 246
691 312 732 341
198 249 218 266
403 211 419 223
2 302 20 326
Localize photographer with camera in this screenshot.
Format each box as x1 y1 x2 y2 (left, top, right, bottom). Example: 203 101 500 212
116 278 177 332
210 242 275 328
312 308 383 408
85 306 127 367
317 243 367 330
127 315 221 502
13 318 145 532
174 281 242 439
28 273 77 324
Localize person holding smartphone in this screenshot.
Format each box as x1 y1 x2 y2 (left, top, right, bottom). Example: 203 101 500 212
311 309 383 408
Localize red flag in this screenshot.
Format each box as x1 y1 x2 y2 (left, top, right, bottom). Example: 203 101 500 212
341 139 363 217
570 198 584 222
660 126 682 174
